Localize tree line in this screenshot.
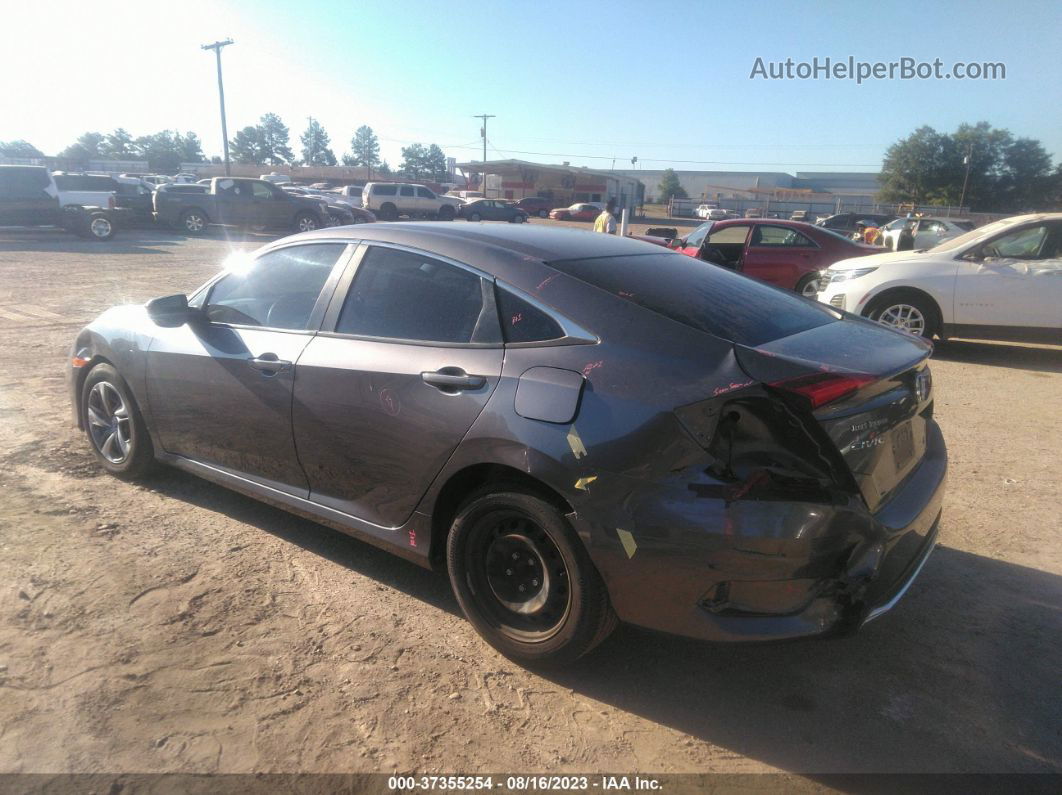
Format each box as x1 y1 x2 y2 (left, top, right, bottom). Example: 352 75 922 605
2 114 455 182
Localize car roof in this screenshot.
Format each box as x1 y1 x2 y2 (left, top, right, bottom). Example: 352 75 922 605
272 221 669 266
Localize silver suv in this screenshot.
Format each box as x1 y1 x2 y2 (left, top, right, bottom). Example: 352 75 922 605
361 182 461 221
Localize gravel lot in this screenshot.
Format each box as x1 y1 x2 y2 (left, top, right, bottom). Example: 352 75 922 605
0 221 1059 779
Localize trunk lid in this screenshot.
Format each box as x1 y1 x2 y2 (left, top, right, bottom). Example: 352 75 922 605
735 317 934 512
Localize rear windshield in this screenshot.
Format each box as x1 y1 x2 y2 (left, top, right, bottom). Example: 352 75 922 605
548 252 837 346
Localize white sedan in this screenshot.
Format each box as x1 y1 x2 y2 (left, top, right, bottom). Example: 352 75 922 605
879 216 975 251
818 213 1062 344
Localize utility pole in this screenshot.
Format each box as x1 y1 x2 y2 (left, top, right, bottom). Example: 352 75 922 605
202 38 234 175
473 114 494 193
958 143 973 212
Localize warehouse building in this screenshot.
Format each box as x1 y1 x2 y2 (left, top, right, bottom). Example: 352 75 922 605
457 159 645 211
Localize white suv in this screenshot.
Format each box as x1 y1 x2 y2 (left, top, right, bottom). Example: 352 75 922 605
361 182 461 221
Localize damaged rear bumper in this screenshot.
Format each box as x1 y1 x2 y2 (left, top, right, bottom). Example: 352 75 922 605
572 420 947 643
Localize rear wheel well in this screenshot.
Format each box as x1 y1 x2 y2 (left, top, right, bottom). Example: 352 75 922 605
428 464 573 569
864 287 943 336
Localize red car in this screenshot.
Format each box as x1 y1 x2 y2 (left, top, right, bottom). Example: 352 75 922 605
549 202 602 222
516 197 556 218
641 219 878 296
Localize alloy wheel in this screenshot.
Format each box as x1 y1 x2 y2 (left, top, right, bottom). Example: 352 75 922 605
89 217 112 239
86 382 132 464
184 214 205 233
298 215 318 232
878 303 926 336
801 278 821 297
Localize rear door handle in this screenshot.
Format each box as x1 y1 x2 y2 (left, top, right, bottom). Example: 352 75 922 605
248 354 291 375
421 369 486 392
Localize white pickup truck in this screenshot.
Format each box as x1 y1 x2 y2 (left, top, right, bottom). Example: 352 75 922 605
51 173 118 210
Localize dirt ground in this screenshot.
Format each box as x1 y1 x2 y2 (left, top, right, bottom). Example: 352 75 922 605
0 220 1059 781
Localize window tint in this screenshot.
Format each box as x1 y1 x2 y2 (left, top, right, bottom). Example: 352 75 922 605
336 247 484 343
496 287 564 343
548 252 836 346
373 185 397 196
252 182 275 200
416 186 435 198
400 185 415 197
206 243 346 329
707 225 750 245
752 225 815 247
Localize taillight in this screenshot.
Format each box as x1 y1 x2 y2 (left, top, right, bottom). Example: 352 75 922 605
770 372 877 410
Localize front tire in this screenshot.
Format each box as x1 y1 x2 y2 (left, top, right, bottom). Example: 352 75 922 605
438 205 455 221
538 209 548 218
868 292 938 339
446 488 617 666
82 364 155 479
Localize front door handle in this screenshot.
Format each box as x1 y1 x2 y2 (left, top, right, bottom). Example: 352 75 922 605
248 353 291 375
421 368 486 392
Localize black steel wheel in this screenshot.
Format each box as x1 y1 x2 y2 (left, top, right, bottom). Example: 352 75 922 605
81 363 155 479
447 488 617 666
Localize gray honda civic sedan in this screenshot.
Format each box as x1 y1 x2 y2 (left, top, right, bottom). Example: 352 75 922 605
69 223 946 665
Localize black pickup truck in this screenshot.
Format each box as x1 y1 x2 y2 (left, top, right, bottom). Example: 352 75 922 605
0 165 118 240
154 177 331 235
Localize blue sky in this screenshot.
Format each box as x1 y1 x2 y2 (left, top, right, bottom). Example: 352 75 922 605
2 0 1060 173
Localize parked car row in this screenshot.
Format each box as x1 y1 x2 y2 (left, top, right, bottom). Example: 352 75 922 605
0 165 120 239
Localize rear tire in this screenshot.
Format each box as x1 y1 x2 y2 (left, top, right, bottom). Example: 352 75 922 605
81 364 155 479
378 203 398 221
795 272 822 298
469 212 482 222
179 209 208 235
538 209 548 218
294 212 320 233
446 488 617 667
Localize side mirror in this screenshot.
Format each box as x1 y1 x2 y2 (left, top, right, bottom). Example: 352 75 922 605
146 294 197 327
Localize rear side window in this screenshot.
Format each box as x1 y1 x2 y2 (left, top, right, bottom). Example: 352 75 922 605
496 287 564 343
205 243 346 330
0 167 50 193
336 246 485 343
548 252 836 346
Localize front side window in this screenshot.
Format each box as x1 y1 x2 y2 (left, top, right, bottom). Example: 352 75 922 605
752 225 815 247
205 243 346 329
400 185 415 197
983 225 1049 259
416 186 435 198
707 225 751 245
684 222 713 249
252 182 275 200
336 247 485 343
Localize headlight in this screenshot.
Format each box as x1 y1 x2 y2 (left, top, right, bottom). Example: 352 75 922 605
828 266 878 283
